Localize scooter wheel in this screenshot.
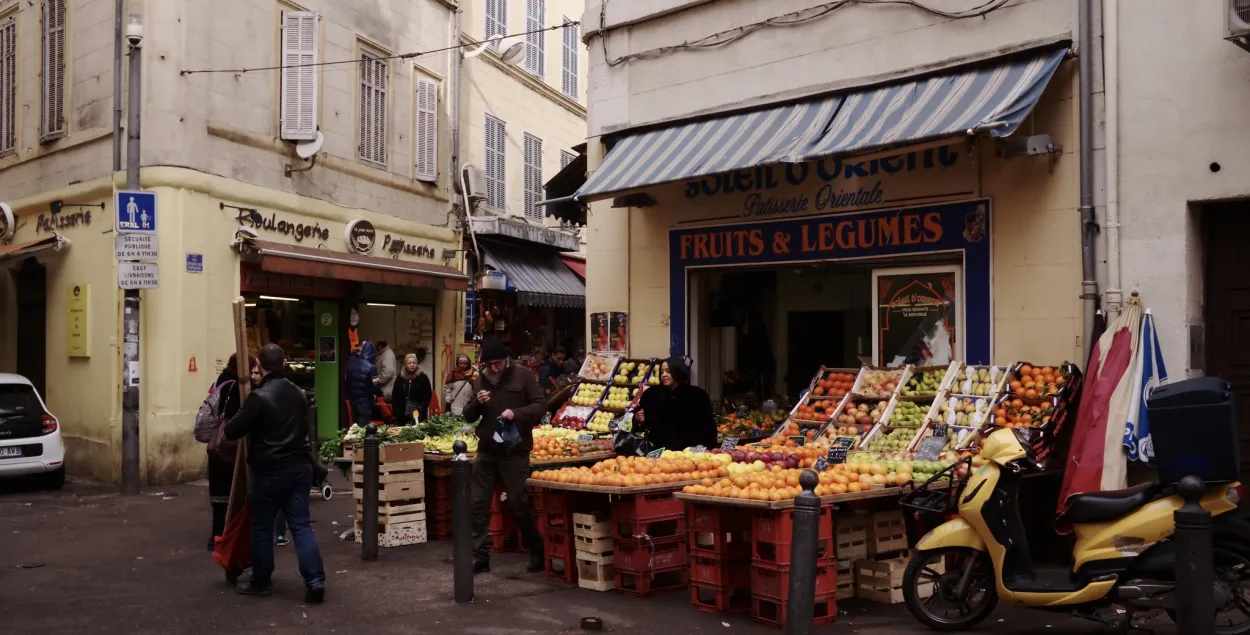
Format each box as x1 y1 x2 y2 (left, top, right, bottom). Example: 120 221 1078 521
322 484 333 501
903 548 998 631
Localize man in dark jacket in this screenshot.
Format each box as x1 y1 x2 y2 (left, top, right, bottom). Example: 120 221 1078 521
538 346 567 393
225 343 326 603
463 339 546 574
344 341 381 427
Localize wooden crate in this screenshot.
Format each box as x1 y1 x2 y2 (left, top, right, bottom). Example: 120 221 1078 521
352 459 426 502
836 512 869 560
574 512 611 538
577 555 616 592
867 510 909 555
573 532 613 555
356 499 427 526
354 518 428 547
350 441 425 464
835 559 856 600
854 554 939 605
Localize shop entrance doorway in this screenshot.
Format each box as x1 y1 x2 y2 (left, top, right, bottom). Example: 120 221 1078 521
14 258 47 396
786 311 844 398
1203 200 1250 482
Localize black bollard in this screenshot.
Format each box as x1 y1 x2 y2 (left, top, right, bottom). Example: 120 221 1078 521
361 423 380 562
451 440 474 603
1174 475 1214 635
785 470 821 635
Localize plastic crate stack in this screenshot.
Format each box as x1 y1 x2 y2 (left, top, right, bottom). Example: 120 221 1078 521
487 483 520 553
611 492 689 596
541 490 578 584
686 504 752 614
573 511 615 591
425 463 452 539
749 506 837 629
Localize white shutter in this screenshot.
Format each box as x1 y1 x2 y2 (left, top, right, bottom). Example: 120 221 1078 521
486 0 506 46
359 53 387 167
0 20 16 155
560 150 575 169
484 115 506 211
41 0 66 141
280 11 318 141
414 77 438 182
523 134 543 220
525 0 545 76
561 18 578 99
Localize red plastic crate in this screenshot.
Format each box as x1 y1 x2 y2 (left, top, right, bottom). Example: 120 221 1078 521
490 483 506 513
614 515 686 541
751 592 837 630
750 558 839 601
752 507 835 565
545 528 572 560
690 582 751 614
527 486 545 514
488 531 518 553
546 551 577 584
489 507 516 533
614 536 687 572
612 492 685 524
544 490 569 520
688 504 753 559
616 566 688 597
689 555 750 588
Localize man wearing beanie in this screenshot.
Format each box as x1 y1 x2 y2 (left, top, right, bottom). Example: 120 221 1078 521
462 338 546 574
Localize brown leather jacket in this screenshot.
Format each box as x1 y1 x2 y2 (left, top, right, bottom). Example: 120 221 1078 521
463 363 545 456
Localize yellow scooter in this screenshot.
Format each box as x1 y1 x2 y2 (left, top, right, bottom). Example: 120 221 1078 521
900 427 1250 632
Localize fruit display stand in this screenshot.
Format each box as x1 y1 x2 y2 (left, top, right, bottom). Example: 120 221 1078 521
612 358 660 389
351 442 428 547
788 366 859 429
578 352 621 383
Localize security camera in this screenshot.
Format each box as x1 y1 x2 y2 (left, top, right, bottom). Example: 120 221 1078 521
126 13 143 46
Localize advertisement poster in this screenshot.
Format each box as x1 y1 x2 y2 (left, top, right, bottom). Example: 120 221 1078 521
591 312 611 352
67 284 89 358
874 268 959 367
610 312 628 353
318 336 337 363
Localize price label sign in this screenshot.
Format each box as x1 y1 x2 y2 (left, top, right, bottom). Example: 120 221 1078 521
609 419 620 432
577 434 594 442
914 435 946 461
827 446 849 464
720 436 739 452
789 436 806 447
814 456 829 472
735 405 749 418
646 448 664 459
932 423 949 437
690 445 707 453
833 436 856 449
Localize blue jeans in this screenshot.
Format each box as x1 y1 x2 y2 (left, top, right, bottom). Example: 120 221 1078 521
250 464 325 588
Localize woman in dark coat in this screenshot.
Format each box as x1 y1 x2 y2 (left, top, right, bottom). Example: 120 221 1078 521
391 354 433 424
636 357 717 451
344 341 381 426
207 354 257 550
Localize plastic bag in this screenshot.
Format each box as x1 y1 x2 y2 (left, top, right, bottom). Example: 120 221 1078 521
492 416 522 456
613 430 654 457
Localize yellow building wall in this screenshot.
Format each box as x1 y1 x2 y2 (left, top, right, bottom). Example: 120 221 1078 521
585 64 1083 371
1 167 463 485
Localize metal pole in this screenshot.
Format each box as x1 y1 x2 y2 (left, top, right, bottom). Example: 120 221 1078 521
1174 475 1214 635
361 423 380 561
1077 0 1098 363
451 439 474 602
119 34 142 496
785 470 821 635
112 0 123 172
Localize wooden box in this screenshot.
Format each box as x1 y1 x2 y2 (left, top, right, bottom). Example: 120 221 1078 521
867 510 909 555
835 512 869 560
854 554 940 604
351 441 425 464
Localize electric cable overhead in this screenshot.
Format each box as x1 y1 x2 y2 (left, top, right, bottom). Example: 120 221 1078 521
180 20 579 76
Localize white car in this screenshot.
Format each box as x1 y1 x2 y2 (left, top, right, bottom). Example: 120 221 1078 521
0 374 65 489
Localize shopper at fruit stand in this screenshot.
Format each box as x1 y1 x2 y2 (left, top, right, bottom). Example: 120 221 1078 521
636 357 717 451
538 346 568 394
563 349 585 375
223 343 326 603
201 353 258 551
463 339 546 575
375 340 397 397
344 341 382 427
442 354 477 416
391 354 432 424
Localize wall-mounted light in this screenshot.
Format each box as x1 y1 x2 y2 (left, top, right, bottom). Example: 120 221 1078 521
49 200 105 215
366 302 396 307
259 295 299 302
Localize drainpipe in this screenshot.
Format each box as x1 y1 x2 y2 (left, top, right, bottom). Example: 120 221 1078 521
451 7 462 210
1102 0 1123 320
1078 0 1099 361
112 0 123 172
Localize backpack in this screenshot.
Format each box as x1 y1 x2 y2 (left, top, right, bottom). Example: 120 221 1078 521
194 380 236 443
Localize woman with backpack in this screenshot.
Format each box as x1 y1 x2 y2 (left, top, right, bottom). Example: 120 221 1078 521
196 353 258 551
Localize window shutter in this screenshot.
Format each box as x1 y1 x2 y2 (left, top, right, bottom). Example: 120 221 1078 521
41 0 66 141
525 0 545 76
485 115 506 211
0 20 16 155
280 11 318 141
359 53 387 167
486 0 506 46
560 150 575 169
415 78 438 182
561 19 578 99
523 134 543 220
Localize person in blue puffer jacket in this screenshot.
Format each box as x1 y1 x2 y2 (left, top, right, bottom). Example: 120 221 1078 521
344 341 382 427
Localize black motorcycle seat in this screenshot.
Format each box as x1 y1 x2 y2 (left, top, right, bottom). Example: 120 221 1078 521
1060 482 1163 525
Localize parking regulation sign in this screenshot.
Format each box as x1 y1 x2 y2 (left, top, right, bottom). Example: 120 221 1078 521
119 262 159 289
115 190 157 233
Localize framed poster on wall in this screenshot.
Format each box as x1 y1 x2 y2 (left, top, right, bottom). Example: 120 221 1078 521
871 266 963 367
591 312 610 352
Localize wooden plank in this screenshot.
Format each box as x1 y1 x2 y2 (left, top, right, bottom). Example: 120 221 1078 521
351 459 425 473
352 470 425 485
352 480 425 502
529 451 615 467
356 500 428 516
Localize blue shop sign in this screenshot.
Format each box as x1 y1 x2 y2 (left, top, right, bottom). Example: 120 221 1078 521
668 198 992 363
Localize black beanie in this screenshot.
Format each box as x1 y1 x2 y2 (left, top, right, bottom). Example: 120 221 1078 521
481 339 510 362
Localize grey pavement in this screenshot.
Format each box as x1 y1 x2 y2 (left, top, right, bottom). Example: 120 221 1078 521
0 472 1165 634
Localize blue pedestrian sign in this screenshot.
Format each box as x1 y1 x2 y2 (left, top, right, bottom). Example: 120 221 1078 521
115 190 156 233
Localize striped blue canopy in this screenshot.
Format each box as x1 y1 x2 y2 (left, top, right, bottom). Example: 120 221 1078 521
576 47 1067 202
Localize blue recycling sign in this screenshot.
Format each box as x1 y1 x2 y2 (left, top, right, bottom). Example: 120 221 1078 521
115 190 157 233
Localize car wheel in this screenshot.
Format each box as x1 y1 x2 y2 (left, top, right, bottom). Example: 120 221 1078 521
40 466 66 490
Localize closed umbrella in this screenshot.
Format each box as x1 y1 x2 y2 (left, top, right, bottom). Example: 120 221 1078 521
1123 309 1167 464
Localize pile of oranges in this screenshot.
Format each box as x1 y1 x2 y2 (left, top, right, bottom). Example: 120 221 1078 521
1008 364 1068 399
812 371 855 398
531 455 729 488
682 461 916 502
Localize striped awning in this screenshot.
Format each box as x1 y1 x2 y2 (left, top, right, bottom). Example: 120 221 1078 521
576 47 1068 203
479 241 586 308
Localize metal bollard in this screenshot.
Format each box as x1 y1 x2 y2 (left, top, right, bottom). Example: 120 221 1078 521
451 440 474 603
361 423 380 562
1174 475 1214 635
785 470 821 635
